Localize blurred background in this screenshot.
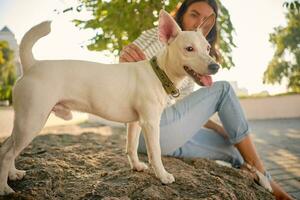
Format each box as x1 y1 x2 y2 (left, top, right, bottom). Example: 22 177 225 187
0 0 299 198
0 0 299 99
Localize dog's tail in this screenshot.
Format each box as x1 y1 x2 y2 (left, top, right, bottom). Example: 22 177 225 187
19 21 52 73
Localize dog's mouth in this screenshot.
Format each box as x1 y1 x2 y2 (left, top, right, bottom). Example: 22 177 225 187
183 66 212 87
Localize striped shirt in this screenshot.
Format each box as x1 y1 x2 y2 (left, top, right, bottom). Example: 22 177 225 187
133 27 195 106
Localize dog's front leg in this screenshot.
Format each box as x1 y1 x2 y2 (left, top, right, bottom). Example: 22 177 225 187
126 122 148 171
139 117 175 184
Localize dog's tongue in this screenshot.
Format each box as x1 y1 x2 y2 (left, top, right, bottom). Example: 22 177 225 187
199 75 212 86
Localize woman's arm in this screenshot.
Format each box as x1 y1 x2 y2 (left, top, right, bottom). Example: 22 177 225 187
119 43 146 63
204 119 228 139
119 27 159 63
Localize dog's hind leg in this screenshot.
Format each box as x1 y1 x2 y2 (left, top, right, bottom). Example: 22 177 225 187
126 122 148 171
0 125 28 195
0 137 15 195
0 100 53 195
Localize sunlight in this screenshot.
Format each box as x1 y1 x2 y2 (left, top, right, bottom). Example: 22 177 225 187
0 0 290 94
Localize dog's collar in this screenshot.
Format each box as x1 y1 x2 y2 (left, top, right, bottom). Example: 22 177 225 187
150 56 180 98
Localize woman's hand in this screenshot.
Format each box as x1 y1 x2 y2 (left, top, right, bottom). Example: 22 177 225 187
215 125 229 140
119 43 146 63
204 119 229 139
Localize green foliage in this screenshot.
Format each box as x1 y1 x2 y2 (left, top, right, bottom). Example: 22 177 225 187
263 8 300 92
216 0 236 69
66 0 236 69
0 40 16 103
283 0 300 12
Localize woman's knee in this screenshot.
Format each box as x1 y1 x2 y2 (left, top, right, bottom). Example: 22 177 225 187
189 81 234 106
213 81 233 94
193 81 235 102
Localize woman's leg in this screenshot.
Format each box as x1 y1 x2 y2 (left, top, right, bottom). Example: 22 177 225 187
170 128 244 168
235 135 294 199
138 81 250 154
137 80 293 199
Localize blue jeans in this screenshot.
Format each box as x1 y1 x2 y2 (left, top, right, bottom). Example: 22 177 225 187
138 81 249 168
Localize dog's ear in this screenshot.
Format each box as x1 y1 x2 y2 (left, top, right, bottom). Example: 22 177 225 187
158 10 182 44
197 13 215 37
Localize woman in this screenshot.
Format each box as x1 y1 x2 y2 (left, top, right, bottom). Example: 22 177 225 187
120 0 293 199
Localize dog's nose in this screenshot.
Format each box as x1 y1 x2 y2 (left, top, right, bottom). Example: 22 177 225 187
208 63 220 74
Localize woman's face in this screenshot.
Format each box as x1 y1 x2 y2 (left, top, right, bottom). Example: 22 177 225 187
182 2 215 36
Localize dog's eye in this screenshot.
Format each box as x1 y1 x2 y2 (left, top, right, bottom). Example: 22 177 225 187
186 46 194 52
207 46 211 52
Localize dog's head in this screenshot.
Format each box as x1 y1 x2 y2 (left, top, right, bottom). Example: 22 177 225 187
158 10 219 86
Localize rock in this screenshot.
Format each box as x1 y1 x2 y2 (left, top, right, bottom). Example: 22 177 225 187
0 127 274 200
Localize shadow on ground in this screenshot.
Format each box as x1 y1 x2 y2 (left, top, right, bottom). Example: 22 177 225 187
249 118 300 198
0 125 274 200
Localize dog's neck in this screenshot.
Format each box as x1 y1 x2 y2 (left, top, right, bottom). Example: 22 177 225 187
156 48 186 89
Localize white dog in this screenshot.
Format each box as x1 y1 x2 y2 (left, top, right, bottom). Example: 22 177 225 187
0 10 219 195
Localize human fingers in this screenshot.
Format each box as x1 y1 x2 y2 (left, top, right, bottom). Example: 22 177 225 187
129 43 146 60
123 44 145 61
119 48 138 62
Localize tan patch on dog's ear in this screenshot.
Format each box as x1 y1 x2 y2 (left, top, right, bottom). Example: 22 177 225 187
197 13 215 37
158 10 182 44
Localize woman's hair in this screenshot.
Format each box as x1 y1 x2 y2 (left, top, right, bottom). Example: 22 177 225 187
174 0 220 61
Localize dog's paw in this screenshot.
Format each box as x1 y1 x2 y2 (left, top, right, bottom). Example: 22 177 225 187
0 184 15 196
132 162 148 171
8 169 26 181
159 171 175 184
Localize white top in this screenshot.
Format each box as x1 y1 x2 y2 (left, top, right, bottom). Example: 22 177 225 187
133 27 195 106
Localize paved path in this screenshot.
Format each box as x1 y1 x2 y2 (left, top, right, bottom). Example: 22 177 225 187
249 118 300 199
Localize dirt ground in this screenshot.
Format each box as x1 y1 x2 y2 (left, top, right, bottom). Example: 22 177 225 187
0 123 274 200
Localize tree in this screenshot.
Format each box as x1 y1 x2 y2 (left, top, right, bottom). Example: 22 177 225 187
0 40 16 103
283 0 300 12
263 2 300 92
65 0 236 69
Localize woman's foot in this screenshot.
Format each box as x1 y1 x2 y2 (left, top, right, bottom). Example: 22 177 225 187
240 162 272 192
241 163 294 200
235 136 294 199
